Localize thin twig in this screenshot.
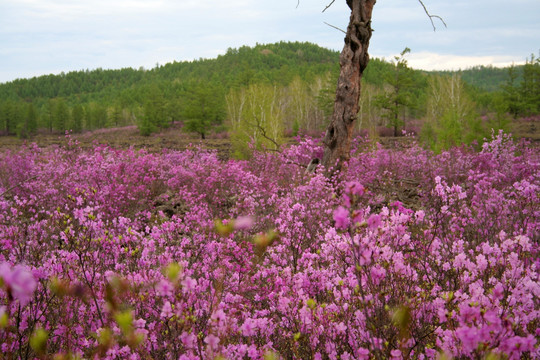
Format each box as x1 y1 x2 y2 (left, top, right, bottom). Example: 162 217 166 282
322 0 336 13
296 0 300 9
417 0 447 31
256 123 282 151
324 21 347 34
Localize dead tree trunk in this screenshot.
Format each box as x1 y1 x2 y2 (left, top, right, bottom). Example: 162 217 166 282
322 0 375 174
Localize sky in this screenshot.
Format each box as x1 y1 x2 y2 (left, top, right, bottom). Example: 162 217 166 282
0 0 539 83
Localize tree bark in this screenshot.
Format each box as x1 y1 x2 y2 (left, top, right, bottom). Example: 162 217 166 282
322 0 375 174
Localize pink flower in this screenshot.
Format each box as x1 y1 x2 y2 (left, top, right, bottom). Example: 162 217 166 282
358 249 372 266
211 309 226 323
455 326 479 353
389 201 404 211
240 318 257 336
453 253 468 269
160 301 173 318
500 335 537 354
156 279 174 297
181 277 197 293
352 210 363 224
459 303 481 323
475 254 488 272
333 206 350 230
415 210 425 222
390 349 402 359
483 310 501 326
278 296 291 311
204 334 220 350
134 318 146 329
247 345 259 359
0 262 36 306
370 265 386 285
345 181 365 196
342 194 351 208
357 348 370 360
180 331 197 349
234 216 254 230
335 322 347 334
515 235 531 251
492 283 504 300
367 214 381 230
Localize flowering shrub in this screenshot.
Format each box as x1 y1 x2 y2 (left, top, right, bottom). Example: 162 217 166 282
0 131 538 359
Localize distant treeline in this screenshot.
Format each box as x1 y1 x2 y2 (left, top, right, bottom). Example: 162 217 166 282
0 42 538 151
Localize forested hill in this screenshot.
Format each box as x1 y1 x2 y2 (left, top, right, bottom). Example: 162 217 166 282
0 42 341 105
436 65 522 92
2 41 536 141
0 41 518 105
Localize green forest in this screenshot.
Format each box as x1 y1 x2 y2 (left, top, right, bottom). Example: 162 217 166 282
0 41 538 155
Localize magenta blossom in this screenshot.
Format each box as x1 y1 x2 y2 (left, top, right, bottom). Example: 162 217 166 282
345 181 365 196
204 334 220 350
0 262 36 306
333 206 350 229
367 214 381 230
234 215 254 230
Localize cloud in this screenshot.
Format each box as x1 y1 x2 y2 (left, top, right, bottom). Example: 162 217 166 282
395 51 526 71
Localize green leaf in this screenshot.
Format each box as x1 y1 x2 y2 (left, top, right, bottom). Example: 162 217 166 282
392 305 411 338
263 350 280 360
98 327 113 347
114 310 133 335
30 328 48 355
0 312 8 329
214 219 234 236
165 262 182 282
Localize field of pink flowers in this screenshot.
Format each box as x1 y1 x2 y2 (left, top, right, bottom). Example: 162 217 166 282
0 132 538 359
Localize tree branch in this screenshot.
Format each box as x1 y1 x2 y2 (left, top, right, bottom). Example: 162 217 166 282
417 0 447 31
324 21 347 34
322 0 336 13
256 123 282 151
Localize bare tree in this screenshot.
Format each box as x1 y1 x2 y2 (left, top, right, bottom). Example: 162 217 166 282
313 0 444 174
320 0 376 174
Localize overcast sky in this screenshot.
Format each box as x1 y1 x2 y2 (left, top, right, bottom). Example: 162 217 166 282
0 0 539 83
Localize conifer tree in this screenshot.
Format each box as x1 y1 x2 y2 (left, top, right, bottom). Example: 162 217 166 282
182 82 224 139
71 104 84 133
375 47 415 136
53 99 70 132
26 103 38 135
140 85 167 135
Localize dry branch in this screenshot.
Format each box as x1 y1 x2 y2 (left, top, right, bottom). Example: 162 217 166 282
324 21 347 34
323 0 337 13
417 0 447 31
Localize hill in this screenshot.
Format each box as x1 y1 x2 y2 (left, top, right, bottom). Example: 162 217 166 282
1 42 519 106
0 41 537 140
436 65 522 92
0 42 340 106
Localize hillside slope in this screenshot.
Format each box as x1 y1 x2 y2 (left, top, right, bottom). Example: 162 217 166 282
0 42 517 105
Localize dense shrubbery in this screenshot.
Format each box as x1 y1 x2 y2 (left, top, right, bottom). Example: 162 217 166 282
0 132 538 359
